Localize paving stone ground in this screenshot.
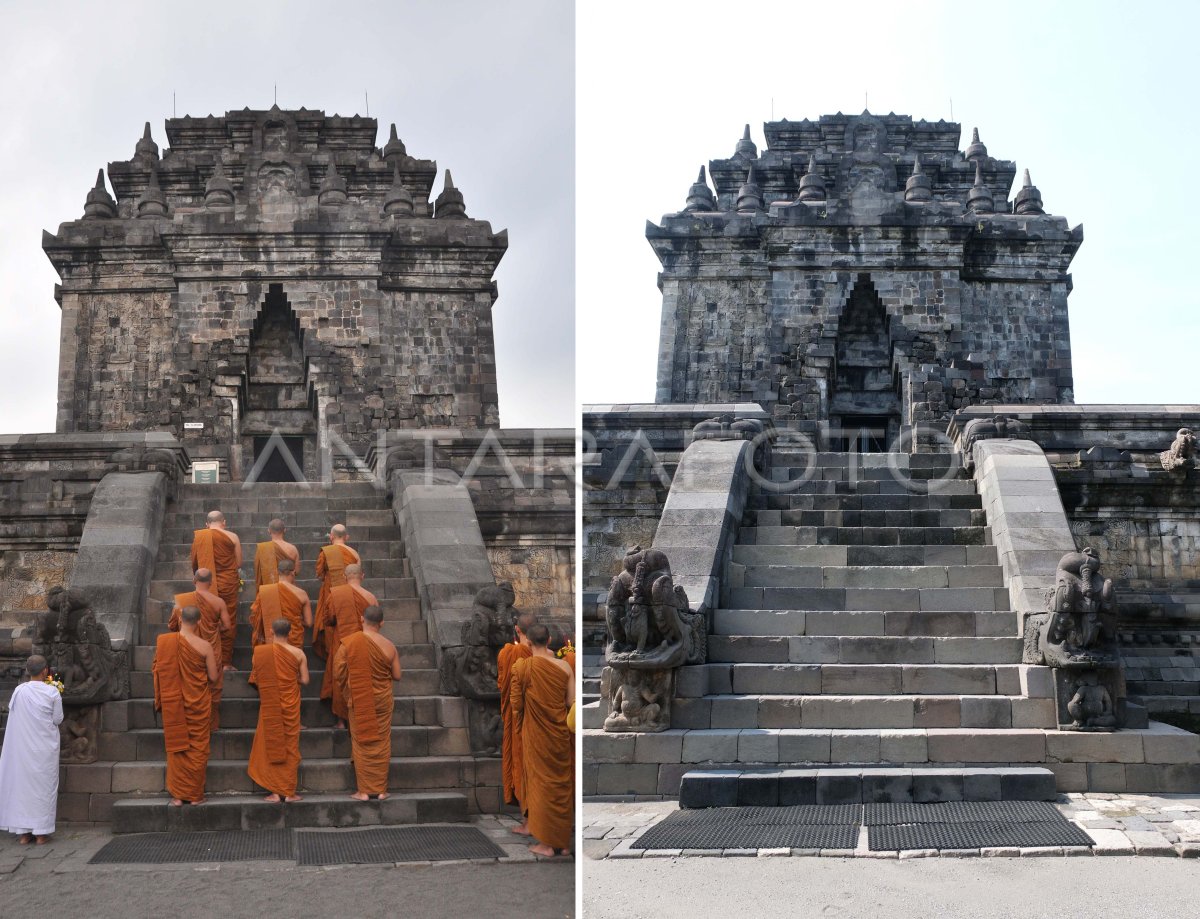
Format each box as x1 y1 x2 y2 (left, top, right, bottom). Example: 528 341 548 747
0 815 574 919
582 794 1200 859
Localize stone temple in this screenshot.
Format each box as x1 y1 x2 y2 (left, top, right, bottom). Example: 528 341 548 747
583 112 1200 805
0 107 573 829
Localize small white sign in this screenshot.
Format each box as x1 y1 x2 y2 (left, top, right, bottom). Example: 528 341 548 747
191 461 220 484
183 422 204 430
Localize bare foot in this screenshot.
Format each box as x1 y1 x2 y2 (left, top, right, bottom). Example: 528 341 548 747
335 720 347 730
190 797 206 805
376 792 390 801
350 792 370 801
284 795 303 803
263 793 281 803
35 836 51 846
168 799 184 807
223 665 235 672
511 823 533 837
528 843 556 857
17 834 31 845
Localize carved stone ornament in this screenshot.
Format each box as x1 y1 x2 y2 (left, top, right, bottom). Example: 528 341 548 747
601 667 672 734
1159 428 1199 472
691 414 765 444
1065 670 1117 731
437 581 517 755
1026 548 1119 669
958 414 1030 471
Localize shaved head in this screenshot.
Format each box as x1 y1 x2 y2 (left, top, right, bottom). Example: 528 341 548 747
515 611 539 634
26 655 48 677
344 563 362 579
194 568 213 585
271 618 291 638
526 623 551 647
206 510 225 525
330 524 347 540
277 558 295 576
268 518 285 534
363 605 383 625
180 605 201 625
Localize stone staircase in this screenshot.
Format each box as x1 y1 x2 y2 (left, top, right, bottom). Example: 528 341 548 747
587 450 1200 801
56 482 492 830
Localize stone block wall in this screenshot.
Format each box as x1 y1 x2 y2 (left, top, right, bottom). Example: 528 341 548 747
0 551 74 624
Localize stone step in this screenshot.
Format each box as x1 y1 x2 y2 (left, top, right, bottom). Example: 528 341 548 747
147 575 417 600
108 693 464 732
169 497 396 514
126 666 441 700
725 586 1009 613
174 482 384 499
752 509 987 528
130 647 436 676
143 596 423 624
62 756 486 797
712 609 1017 638
708 635 1025 665
732 544 998 568
738 565 1004 590
764 466 959 483
166 505 396 522
750 479 979 497
752 493 983 512
158 526 403 547
156 538 406 558
677 766 1058 807
740 525 991 547
677 663 1051 699
669 693 1055 730
99 724 471 762
142 617 428 647
111 791 468 834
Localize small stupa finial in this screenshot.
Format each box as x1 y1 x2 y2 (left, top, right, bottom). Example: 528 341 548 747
434 169 467 219
904 152 932 204
683 165 716 212
965 161 994 214
135 121 159 161
83 168 118 219
136 165 168 218
203 161 235 209
382 161 415 218
796 153 826 203
318 157 348 206
735 124 757 159
383 122 407 159
965 127 987 163
735 166 764 213
1013 168 1045 216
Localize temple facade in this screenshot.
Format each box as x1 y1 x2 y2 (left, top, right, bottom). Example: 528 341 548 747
45 107 504 481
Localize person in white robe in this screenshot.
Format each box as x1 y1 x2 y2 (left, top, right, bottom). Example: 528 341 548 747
0 656 63 844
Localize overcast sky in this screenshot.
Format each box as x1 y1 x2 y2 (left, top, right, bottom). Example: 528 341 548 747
0 0 573 434
578 0 1200 409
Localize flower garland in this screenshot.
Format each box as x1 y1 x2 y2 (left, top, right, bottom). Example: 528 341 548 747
556 639 575 660
43 671 65 694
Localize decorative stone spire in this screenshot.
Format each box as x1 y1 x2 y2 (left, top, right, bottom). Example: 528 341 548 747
904 152 932 204
796 154 826 203
734 124 757 159
683 166 717 212
1013 168 1044 216
382 123 407 159
965 161 994 214
965 127 987 163
735 166 763 213
82 169 117 219
203 162 235 208
382 162 415 217
134 122 159 162
136 166 168 218
434 169 467 219
317 159 348 206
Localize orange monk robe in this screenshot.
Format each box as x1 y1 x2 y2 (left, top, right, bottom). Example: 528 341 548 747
250 582 307 649
253 541 279 589
334 632 393 796
313 545 357 652
191 528 240 668
511 656 573 851
497 642 532 806
247 643 302 798
169 591 224 731
152 633 212 803
320 585 367 720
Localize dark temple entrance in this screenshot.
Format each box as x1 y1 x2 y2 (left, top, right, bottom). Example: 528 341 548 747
831 276 900 452
251 435 306 483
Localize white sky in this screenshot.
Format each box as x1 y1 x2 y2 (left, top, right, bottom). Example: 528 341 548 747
577 0 1200 408
0 0 574 433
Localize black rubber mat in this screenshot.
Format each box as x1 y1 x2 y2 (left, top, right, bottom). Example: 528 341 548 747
869 820 1095 852
90 830 295 864
296 826 506 865
632 806 860 851
664 804 860 826
864 801 1063 826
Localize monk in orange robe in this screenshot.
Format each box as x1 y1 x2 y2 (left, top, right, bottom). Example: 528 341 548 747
499 611 537 830
247 617 309 802
191 510 242 671
253 518 301 588
313 524 360 634
169 569 231 731
153 606 219 806
249 558 311 648
317 565 376 727
510 622 574 858
333 605 401 800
